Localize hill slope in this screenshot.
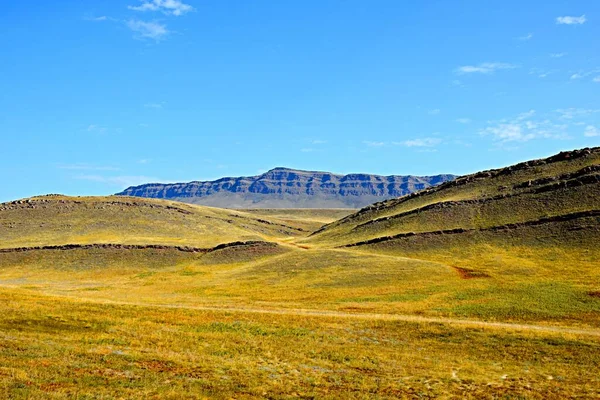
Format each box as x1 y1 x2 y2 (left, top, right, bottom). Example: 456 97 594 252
116 167 456 209
304 147 600 248
0 195 309 249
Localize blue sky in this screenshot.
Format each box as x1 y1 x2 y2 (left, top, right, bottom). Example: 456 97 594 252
1 0 599 202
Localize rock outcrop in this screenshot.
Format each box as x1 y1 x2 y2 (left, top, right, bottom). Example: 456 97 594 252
116 168 456 209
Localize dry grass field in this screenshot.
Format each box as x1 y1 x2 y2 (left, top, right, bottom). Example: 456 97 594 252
1 147 599 398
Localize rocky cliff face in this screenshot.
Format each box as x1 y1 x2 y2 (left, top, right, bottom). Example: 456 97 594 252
116 168 456 209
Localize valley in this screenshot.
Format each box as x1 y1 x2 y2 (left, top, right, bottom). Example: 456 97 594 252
1 147 599 398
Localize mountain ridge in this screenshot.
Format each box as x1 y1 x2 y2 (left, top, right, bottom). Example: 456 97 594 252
116 167 456 209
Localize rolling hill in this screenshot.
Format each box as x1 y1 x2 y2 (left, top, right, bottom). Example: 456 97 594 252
0 195 310 249
304 147 600 249
1 148 599 398
116 167 456 209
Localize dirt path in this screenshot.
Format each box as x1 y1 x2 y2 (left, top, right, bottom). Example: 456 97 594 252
79 297 600 338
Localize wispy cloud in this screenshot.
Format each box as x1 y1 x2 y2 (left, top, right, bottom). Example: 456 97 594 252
570 69 600 80
456 118 471 124
428 109 441 115
394 138 442 147
481 110 569 143
310 139 327 144
128 0 194 16
456 62 517 74
518 33 533 41
127 19 169 40
363 141 386 147
556 15 586 25
516 110 536 121
593 76 600 83
550 52 567 58
584 126 599 137
556 108 600 120
87 124 107 134
529 68 557 78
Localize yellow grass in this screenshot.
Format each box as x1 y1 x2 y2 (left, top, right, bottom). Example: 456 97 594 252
1 148 600 399
1 288 600 399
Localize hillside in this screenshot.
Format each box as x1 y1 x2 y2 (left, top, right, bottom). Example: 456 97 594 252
116 167 456 209
304 147 600 249
1 149 600 398
0 195 309 249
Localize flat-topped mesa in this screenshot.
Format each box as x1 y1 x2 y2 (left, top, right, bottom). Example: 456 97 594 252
116 168 456 209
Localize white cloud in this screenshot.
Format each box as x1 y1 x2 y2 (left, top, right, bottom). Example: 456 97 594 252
481 111 569 143
570 69 600 80
556 108 600 120
76 175 158 188
482 124 532 142
529 68 556 78
456 118 471 124
550 52 566 58
395 138 442 147
456 62 517 74
84 15 118 22
428 109 440 115
593 76 600 83
556 15 586 25
128 0 194 16
516 110 536 121
363 141 386 147
518 33 533 41
584 125 599 137
87 124 107 133
311 139 327 144
127 20 169 40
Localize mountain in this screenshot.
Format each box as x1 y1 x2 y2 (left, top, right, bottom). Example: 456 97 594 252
303 147 600 250
116 168 456 209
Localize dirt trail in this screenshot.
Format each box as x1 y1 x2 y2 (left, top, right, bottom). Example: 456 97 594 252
78 297 600 338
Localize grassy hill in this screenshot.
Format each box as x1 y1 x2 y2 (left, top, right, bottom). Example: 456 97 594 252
304 147 600 248
0 195 310 249
240 208 355 233
1 148 600 398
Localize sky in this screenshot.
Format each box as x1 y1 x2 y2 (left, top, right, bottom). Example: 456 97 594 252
1 0 599 202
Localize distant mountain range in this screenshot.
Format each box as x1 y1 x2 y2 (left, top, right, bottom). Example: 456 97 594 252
116 168 456 209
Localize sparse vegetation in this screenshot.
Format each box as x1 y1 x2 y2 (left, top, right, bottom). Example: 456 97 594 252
1 148 599 398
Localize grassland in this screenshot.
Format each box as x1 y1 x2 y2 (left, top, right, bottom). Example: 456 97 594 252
305 147 600 247
2 289 600 399
1 147 600 398
241 209 355 233
0 195 310 249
